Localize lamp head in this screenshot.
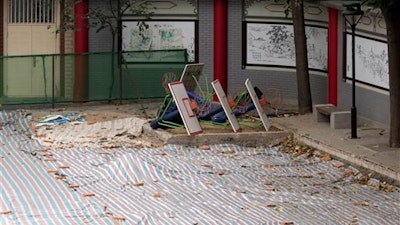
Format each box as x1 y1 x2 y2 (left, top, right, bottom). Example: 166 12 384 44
343 1 362 13
343 1 364 25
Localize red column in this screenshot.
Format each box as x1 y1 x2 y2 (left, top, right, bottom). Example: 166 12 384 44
74 0 89 101
328 8 338 106
214 0 228 93
75 0 88 53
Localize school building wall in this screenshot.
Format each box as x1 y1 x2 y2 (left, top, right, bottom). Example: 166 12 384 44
86 0 390 126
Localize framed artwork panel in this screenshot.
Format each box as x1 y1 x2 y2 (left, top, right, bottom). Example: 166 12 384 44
246 22 328 71
122 20 197 62
345 34 389 90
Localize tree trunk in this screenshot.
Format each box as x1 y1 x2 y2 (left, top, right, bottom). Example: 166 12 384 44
385 8 400 148
291 0 312 114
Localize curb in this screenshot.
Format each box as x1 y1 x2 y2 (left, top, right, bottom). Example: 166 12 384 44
294 132 400 185
165 131 291 147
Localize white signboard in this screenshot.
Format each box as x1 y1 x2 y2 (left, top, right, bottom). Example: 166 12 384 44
211 80 241 133
245 79 270 131
179 63 204 92
168 82 202 135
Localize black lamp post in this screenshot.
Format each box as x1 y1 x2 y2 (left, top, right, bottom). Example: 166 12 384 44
343 1 364 139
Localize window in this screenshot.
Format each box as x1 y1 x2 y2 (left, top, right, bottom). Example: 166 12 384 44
9 0 55 24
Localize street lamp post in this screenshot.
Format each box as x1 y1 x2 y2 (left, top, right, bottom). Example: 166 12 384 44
343 1 364 139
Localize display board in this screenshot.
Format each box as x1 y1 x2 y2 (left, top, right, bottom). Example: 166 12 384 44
245 79 270 131
168 82 202 135
122 21 196 62
179 63 204 92
211 80 241 133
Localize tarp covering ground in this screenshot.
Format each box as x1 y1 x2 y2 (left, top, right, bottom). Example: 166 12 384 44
1 110 399 225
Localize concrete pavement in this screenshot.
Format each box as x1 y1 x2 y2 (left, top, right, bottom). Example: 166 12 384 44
270 113 400 185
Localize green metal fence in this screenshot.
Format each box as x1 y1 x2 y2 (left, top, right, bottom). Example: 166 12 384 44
0 49 188 106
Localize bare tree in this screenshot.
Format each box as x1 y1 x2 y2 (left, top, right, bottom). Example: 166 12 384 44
279 0 313 114
86 0 150 101
291 0 312 114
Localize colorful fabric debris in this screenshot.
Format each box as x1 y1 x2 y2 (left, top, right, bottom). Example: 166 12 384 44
32 113 85 126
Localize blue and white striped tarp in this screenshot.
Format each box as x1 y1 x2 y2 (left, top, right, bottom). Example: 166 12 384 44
1 110 399 225
1 110 109 224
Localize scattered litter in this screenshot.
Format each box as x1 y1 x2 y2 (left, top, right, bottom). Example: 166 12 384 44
112 215 126 221
153 192 161 198
367 178 381 188
32 113 85 126
154 152 167 156
82 193 95 197
280 221 294 225
265 186 276 191
58 165 70 169
236 189 246 194
46 169 59 174
0 211 12 215
198 145 210 150
133 181 144 187
43 157 56 162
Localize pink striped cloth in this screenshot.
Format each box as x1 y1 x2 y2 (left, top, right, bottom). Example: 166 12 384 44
1 110 399 224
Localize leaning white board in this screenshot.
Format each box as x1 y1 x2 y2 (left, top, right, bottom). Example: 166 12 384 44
245 78 270 131
168 81 203 135
211 79 241 132
179 63 205 92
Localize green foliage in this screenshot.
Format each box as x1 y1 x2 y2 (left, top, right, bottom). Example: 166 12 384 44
87 0 151 35
362 0 400 18
57 0 151 35
57 0 75 33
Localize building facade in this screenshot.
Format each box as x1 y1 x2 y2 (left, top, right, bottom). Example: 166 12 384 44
1 0 390 126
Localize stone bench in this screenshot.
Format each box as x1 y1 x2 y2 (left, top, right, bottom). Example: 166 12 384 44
313 104 351 129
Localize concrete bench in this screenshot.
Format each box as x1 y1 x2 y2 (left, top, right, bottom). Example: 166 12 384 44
313 104 351 129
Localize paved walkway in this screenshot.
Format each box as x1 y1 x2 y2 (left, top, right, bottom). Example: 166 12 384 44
271 113 400 184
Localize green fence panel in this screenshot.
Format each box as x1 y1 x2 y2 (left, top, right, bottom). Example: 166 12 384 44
1 55 54 104
88 52 118 101
122 64 185 99
0 50 187 106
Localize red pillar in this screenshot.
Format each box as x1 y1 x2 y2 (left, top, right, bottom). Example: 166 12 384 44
74 0 89 101
214 0 228 93
328 8 338 106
